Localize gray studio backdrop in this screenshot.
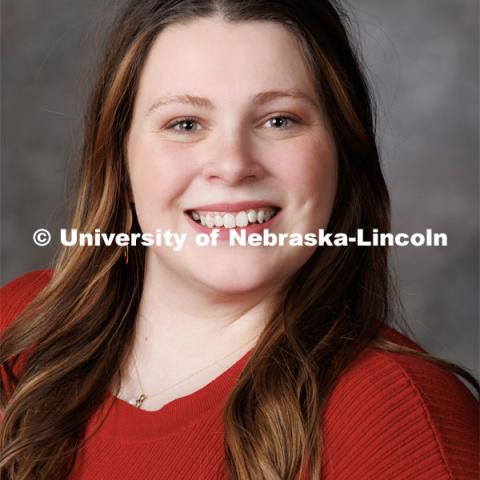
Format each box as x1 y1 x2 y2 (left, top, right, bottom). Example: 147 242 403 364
1 0 478 381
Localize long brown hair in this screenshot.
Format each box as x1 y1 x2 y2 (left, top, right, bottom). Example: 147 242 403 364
1 1 478 479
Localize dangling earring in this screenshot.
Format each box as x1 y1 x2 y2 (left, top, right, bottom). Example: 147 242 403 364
124 204 133 265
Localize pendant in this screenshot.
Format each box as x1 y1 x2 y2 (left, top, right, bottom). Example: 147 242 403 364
128 393 147 408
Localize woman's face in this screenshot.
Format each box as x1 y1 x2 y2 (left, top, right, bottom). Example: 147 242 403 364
126 17 337 295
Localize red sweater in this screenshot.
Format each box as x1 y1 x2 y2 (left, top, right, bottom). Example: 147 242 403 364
1 269 478 479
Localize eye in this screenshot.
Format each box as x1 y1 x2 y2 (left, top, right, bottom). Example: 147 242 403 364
164 114 300 135
263 115 299 130
165 117 202 134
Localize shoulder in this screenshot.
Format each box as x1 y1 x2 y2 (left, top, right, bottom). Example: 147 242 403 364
0 269 53 333
322 325 479 480
1 269 53 403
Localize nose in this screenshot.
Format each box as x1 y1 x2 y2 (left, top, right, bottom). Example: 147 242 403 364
201 132 264 185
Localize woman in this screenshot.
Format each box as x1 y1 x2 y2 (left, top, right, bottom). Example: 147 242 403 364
1 1 478 479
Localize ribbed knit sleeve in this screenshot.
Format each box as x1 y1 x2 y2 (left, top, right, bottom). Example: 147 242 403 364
322 345 479 480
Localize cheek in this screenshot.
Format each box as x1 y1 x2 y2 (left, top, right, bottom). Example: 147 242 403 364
127 137 195 208
273 137 337 203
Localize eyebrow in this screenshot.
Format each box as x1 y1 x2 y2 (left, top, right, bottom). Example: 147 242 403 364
145 89 319 116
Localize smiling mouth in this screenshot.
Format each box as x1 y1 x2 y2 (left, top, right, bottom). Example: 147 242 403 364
186 207 281 228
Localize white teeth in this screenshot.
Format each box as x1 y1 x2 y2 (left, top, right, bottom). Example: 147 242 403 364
247 209 257 223
214 214 223 227
192 207 278 228
223 213 236 228
235 211 249 227
205 214 215 228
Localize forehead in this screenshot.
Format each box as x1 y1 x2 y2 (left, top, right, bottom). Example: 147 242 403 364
135 17 317 107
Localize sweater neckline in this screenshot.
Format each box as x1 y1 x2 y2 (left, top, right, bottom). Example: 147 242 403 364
95 347 255 440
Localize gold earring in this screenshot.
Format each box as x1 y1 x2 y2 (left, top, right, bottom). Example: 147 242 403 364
124 204 133 265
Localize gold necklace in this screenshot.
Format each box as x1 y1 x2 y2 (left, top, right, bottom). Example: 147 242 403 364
127 333 259 409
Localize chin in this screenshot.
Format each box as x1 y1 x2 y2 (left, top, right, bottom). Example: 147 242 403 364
193 268 280 296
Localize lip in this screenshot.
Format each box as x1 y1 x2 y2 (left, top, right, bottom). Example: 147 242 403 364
184 208 282 241
186 201 280 213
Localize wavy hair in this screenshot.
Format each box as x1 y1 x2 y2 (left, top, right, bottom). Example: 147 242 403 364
1 1 478 479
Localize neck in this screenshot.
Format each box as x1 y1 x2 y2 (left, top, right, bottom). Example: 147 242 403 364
132 252 282 364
